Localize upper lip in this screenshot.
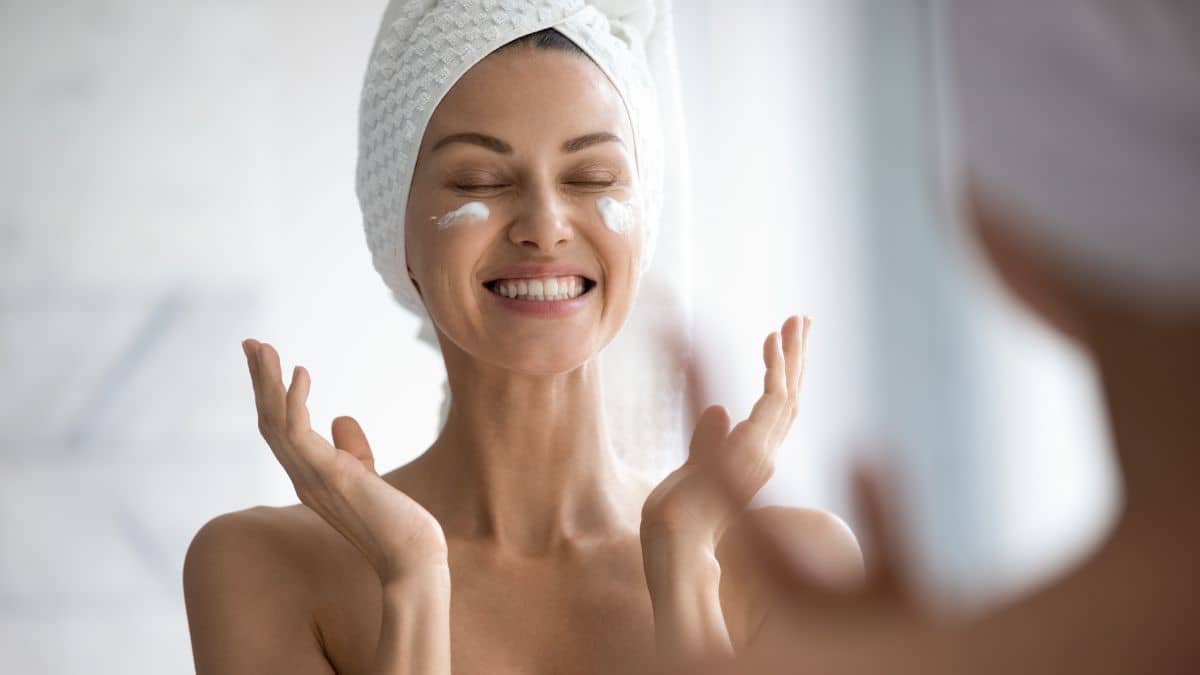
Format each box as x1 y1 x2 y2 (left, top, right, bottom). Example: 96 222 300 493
482 263 597 284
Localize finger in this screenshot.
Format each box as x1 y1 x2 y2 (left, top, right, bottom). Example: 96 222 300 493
687 404 731 464
763 330 787 399
742 331 788 451
851 463 912 602
765 318 799 449
765 316 808 450
332 415 377 474
747 332 788 427
781 316 802 398
284 365 314 442
243 339 267 420
255 342 290 441
797 316 812 393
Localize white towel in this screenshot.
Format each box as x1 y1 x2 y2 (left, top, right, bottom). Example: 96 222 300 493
945 0 1200 310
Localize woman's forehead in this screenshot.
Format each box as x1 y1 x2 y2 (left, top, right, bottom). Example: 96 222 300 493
423 47 634 150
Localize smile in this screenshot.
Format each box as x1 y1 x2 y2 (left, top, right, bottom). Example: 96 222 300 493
484 275 596 302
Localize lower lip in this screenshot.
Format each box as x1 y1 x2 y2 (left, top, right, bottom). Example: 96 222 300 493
484 285 595 318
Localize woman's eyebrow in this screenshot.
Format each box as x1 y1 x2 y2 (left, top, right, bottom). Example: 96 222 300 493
563 132 624 153
430 131 622 154
431 132 513 154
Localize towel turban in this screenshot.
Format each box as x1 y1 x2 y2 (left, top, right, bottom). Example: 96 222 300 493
946 0 1200 310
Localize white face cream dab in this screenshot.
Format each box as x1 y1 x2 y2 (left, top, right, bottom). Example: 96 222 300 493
435 201 490 230
596 196 635 235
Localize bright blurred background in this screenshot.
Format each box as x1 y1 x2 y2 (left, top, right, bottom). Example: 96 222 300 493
0 1 1118 672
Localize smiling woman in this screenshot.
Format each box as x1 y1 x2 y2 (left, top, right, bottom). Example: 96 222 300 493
181 2 862 674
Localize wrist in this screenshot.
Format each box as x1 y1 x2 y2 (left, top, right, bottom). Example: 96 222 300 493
640 537 733 666
381 562 452 597
642 536 722 596
641 520 720 558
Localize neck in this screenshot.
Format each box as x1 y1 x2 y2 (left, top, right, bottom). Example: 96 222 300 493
1084 303 1200 529
409 346 641 555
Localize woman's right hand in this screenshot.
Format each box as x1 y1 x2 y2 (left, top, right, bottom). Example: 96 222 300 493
242 338 448 584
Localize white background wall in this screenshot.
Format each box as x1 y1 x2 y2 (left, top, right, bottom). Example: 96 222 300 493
1 1 1117 672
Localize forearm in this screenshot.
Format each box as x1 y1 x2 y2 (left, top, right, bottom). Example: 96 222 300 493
372 566 452 675
642 534 734 671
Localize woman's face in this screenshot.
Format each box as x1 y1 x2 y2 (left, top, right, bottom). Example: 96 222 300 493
405 45 643 375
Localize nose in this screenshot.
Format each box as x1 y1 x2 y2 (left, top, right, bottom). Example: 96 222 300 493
508 184 574 252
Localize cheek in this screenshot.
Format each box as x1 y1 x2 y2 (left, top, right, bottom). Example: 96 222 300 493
434 201 490 230
590 199 643 298
595 195 636 235
406 218 489 309
408 194 493 259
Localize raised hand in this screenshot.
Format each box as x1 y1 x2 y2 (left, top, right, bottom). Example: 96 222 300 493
242 339 447 584
641 315 811 551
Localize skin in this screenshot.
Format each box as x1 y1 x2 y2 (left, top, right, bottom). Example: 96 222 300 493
182 45 863 675
707 183 1200 674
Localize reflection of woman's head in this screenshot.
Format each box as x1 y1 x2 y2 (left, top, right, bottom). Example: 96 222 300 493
947 1 1200 332
403 30 644 376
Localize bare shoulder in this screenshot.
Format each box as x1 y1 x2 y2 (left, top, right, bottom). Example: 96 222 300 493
183 504 344 675
720 506 864 590
716 506 865 651
186 503 325 580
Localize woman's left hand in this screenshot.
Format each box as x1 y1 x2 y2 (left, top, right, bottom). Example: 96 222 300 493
641 315 810 553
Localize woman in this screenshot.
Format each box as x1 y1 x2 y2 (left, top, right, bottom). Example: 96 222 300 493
182 3 863 674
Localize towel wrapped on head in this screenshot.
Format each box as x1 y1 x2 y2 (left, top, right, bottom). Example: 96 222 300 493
946 0 1200 310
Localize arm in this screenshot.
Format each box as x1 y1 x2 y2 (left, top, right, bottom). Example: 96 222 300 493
641 528 733 671
373 569 453 675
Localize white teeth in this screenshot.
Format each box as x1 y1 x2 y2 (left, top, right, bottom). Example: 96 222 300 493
490 275 589 301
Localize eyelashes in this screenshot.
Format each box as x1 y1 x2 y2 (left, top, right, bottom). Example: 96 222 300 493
446 167 623 195
450 180 618 194
453 183 507 194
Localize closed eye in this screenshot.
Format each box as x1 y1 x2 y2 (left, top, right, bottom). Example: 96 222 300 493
455 183 509 193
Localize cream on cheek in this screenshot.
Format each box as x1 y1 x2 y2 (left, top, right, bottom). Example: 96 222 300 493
433 201 490 230
595 195 636 235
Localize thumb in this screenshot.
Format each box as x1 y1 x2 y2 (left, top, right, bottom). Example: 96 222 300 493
688 404 731 465
331 416 376 474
